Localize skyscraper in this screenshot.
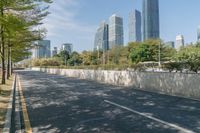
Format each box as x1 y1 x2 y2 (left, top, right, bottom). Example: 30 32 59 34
31 40 51 58
175 35 184 50
61 43 73 54
197 25 200 42
129 10 142 42
143 0 160 41
94 21 109 51
109 14 124 48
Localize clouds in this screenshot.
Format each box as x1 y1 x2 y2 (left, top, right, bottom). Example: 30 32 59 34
43 0 96 51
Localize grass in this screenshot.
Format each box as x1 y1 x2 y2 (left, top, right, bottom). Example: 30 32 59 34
0 76 14 132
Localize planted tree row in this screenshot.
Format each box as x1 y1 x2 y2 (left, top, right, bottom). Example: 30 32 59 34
0 0 52 86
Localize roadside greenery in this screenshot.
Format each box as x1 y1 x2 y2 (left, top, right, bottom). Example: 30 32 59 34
0 0 52 86
29 39 200 73
164 44 200 73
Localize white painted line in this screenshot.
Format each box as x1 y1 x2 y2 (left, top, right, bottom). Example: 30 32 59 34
104 100 195 133
15 82 22 133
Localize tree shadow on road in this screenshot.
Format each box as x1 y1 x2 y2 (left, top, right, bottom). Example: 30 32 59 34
16 71 200 133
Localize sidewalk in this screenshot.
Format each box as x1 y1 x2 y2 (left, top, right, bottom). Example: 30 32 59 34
0 77 14 132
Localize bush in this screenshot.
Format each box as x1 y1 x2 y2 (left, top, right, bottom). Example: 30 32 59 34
31 58 61 67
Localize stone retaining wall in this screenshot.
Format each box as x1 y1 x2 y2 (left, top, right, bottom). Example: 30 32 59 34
32 67 200 100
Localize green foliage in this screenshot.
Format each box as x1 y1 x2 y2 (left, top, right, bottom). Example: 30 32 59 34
67 52 82 66
0 0 52 84
130 43 152 63
163 62 185 72
80 51 98 65
32 58 61 67
173 46 200 73
55 50 70 65
30 38 200 73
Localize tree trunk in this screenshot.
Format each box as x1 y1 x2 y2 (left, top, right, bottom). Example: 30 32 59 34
1 7 5 84
1 37 6 84
10 49 12 76
7 47 11 79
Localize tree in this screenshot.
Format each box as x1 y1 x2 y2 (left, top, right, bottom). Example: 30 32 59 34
174 46 200 73
80 51 94 65
0 0 52 84
130 43 152 63
67 52 82 66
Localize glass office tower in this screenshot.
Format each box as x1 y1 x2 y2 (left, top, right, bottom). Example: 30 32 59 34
109 14 124 48
61 43 73 54
94 21 109 51
143 0 160 41
32 40 51 59
175 35 184 51
129 10 142 42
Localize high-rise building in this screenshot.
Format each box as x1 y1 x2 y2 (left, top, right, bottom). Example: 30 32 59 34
52 47 58 57
129 10 141 42
143 0 160 41
165 41 175 48
94 21 109 51
197 25 200 42
61 43 73 54
109 14 124 48
31 40 51 58
175 35 184 50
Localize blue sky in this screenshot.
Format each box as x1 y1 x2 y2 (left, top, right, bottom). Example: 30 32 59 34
43 0 200 52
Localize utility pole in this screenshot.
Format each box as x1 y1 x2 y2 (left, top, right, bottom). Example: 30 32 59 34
65 54 67 66
103 50 105 65
158 41 161 67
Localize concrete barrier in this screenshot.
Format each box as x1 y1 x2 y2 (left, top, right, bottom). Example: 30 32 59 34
32 67 200 100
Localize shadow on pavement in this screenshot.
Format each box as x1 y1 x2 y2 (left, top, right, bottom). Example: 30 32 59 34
16 70 200 133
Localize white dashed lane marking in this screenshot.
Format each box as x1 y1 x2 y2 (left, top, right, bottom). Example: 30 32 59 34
104 100 195 133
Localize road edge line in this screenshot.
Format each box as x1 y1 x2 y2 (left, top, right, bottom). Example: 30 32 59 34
18 76 32 133
15 79 22 133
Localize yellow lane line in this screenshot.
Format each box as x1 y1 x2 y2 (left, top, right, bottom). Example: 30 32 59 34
18 76 33 133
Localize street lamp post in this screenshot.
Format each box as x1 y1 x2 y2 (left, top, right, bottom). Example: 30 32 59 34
158 41 161 67
65 54 67 66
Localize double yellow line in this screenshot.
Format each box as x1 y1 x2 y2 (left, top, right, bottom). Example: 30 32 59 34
17 76 32 133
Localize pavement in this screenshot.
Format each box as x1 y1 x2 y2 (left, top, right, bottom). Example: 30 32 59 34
15 70 200 133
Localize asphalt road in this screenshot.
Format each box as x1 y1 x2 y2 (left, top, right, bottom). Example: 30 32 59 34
16 70 200 133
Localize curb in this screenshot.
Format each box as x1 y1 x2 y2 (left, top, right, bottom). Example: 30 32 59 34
2 75 17 133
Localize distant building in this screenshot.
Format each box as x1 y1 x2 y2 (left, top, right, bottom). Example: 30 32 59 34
94 21 109 51
109 14 124 48
165 41 175 48
61 43 73 54
31 40 51 59
197 25 200 42
175 35 184 50
52 47 58 57
129 10 142 42
142 0 160 41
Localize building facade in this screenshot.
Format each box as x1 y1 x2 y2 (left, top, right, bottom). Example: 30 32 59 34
109 14 124 48
142 0 160 41
94 21 109 51
197 25 200 42
61 43 73 54
31 40 51 59
129 10 142 42
175 35 184 50
52 47 58 57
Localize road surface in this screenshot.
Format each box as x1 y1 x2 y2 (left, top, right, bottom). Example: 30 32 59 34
15 70 200 133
